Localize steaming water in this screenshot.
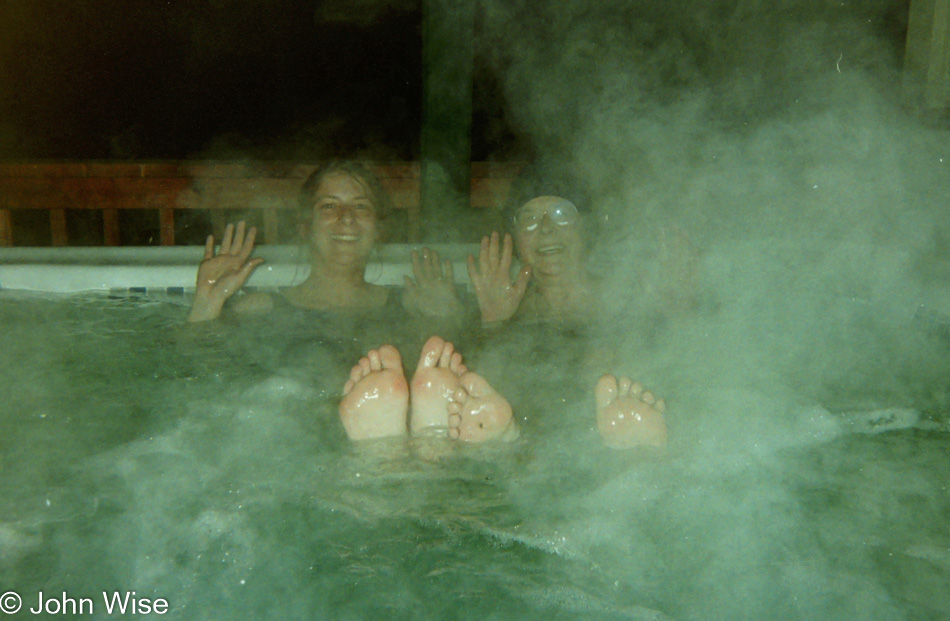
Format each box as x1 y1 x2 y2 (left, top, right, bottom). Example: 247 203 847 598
1 260 948 620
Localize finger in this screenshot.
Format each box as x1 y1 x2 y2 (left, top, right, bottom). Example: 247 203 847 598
232 221 247 254
220 223 235 254
478 235 490 275
467 255 482 289
443 259 454 285
422 248 436 281
203 235 215 260
488 231 500 270
411 249 424 280
430 249 442 279
501 233 513 270
512 264 531 297
238 226 257 262
236 257 264 284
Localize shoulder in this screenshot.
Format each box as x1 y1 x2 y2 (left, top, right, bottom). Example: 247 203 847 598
231 291 276 315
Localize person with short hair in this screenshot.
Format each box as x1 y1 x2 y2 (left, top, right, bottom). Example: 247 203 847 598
467 193 669 449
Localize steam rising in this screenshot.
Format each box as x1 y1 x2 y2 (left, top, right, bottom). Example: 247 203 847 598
3 2 950 619
473 0 949 422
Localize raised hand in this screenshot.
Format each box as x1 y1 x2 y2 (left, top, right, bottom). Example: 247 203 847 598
402 248 463 320
187 221 265 322
466 232 531 324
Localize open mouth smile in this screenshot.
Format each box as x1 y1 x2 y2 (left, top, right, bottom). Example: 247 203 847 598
537 244 566 255
330 234 360 242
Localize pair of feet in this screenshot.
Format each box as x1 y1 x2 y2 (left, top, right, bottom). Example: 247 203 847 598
339 335 669 449
339 336 517 443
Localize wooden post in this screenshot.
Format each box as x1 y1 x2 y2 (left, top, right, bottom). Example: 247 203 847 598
904 0 950 111
420 0 474 242
0 209 11 246
102 209 120 246
159 208 175 246
50 209 67 246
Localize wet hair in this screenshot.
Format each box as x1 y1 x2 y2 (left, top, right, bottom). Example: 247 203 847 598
296 160 394 226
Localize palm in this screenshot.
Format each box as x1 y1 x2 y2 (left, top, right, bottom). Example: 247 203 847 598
467 232 530 323
196 253 253 300
187 221 264 322
402 248 462 319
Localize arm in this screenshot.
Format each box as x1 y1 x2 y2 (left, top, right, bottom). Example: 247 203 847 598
465 232 531 324
187 221 265 322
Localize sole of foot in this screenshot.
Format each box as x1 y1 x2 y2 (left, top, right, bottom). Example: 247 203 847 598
595 374 668 449
339 344 409 440
409 335 468 435
448 371 517 443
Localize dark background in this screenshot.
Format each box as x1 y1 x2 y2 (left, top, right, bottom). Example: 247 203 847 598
0 0 912 163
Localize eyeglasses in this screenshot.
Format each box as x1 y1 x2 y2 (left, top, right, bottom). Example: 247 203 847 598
515 199 579 232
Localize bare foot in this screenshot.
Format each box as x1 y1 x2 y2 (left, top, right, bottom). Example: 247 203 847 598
448 371 518 443
409 335 468 435
339 345 409 440
595 374 668 449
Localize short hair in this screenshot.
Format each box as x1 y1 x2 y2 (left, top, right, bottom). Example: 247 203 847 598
297 160 393 225
504 160 592 234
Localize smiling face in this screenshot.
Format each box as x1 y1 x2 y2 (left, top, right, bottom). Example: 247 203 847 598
513 196 584 278
306 171 379 267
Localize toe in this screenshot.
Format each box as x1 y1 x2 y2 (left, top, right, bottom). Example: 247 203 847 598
343 378 355 395
438 341 455 367
595 374 618 409
618 376 632 396
377 344 403 372
461 372 493 398
418 335 445 369
655 398 666 412
642 390 656 405
368 349 382 372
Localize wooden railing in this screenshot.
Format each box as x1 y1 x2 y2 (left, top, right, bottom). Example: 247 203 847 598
0 161 523 246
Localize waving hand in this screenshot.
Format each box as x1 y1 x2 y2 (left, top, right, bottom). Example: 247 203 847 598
187 221 265 322
466 232 531 324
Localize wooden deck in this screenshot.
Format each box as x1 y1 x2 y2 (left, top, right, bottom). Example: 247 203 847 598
0 161 523 246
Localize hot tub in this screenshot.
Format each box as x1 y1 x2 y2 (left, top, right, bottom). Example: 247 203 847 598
0 243 480 293
1 239 948 620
